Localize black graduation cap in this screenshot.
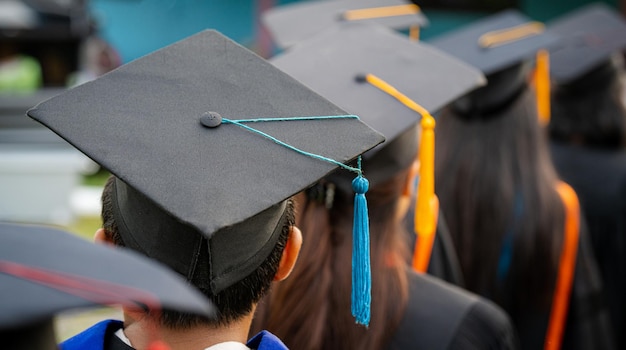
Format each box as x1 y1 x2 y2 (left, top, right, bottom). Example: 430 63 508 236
428 10 559 116
271 23 485 188
26 30 383 298
262 0 428 50
0 222 214 348
548 3 626 85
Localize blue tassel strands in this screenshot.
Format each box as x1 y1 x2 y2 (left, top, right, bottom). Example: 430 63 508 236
351 174 371 326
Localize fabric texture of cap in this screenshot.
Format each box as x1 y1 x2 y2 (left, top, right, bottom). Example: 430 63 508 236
548 3 626 85
0 222 214 331
429 9 558 76
262 0 428 49
26 29 383 294
271 23 485 188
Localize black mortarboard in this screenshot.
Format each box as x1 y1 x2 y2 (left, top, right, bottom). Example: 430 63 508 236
271 23 485 189
429 10 558 116
26 30 383 297
548 3 626 86
262 0 428 50
0 222 214 348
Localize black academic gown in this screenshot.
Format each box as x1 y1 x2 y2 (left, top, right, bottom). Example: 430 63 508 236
404 208 465 286
504 224 615 350
387 271 518 350
467 202 612 349
551 142 626 349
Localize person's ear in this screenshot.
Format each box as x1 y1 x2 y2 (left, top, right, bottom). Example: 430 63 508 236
94 228 115 246
273 226 303 282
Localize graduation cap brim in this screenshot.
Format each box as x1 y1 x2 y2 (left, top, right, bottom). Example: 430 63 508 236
262 0 428 49
271 23 485 186
0 223 214 330
429 10 559 76
548 3 626 85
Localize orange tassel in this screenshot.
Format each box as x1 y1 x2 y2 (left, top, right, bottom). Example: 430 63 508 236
412 114 438 273
536 49 551 126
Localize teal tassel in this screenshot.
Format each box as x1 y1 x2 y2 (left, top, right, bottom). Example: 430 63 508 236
351 175 371 326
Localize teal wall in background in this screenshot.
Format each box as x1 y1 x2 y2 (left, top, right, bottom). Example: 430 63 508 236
89 0 304 63
90 0 259 63
522 0 619 22
418 10 487 40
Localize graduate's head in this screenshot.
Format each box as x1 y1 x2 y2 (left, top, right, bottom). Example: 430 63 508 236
26 29 383 328
99 175 297 327
429 9 558 121
428 10 560 182
547 3 626 149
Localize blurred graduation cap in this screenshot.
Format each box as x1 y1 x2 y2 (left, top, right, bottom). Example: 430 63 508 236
262 0 428 50
0 222 214 349
548 3 626 86
271 23 485 188
27 29 383 321
429 10 558 117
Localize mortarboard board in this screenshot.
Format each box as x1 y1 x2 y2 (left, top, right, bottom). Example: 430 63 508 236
428 10 558 116
0 222 214 349
26 30 383 318
271 23 485 189
262 0 428 50
548 3 626 86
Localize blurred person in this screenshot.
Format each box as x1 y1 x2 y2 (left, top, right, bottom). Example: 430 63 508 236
27 29 383 350
547 4 626 348
430 10 615 350
252 23 518 350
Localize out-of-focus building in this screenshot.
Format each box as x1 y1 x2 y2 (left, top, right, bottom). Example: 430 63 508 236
0 0 97 225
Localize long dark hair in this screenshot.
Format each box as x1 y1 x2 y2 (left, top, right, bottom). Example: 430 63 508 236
435 89 565 315
550 58 626 149
251 170 412 350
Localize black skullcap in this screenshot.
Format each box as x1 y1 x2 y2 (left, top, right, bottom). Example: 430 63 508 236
0 222 214 345
548 3 626 86
271 23 485 189
262 0 428 50
26 30 384 294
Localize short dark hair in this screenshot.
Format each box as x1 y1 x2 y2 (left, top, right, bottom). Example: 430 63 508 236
101 175 293 328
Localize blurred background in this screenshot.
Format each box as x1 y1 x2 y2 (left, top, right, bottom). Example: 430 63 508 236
0 0 624 342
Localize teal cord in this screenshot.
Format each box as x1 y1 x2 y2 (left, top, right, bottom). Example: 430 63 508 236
222 116 362 176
